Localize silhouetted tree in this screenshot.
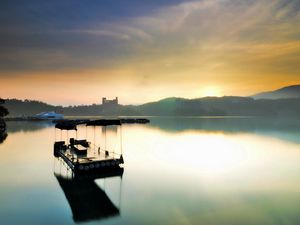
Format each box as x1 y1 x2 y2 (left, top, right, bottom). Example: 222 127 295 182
0 98 8 144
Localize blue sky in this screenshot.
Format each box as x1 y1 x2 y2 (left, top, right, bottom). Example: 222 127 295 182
0 0 183 70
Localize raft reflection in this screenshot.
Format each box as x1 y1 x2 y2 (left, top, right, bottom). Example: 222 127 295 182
0 131 7 144
54 158 123 223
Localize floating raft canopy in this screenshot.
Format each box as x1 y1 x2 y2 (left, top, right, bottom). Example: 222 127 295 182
55 122 77 130
54 118 150 131
53 118 149 175
55 119 122 130
86 119 121 126
55 119 91 130
54 119 124 175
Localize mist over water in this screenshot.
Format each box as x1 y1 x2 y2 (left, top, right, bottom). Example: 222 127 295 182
1 117 300 225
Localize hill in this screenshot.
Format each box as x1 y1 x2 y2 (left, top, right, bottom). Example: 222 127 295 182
3 99 138 117
252 85 300 99
138 96 300 116
4 99 60 116
3 94 300 117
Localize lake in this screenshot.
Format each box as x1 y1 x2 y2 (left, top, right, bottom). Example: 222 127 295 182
1 117 300 225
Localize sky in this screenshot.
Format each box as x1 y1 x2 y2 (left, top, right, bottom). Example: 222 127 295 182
0 0 299 105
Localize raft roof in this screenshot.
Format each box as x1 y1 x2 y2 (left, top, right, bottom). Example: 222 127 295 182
55 122 77 130
86 119 121 126
55 119 122 130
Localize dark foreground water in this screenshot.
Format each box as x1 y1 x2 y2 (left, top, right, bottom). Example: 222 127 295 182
1 117 300 225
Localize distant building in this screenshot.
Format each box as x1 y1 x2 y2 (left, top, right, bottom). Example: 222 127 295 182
101 97 119 114
102 97 118 107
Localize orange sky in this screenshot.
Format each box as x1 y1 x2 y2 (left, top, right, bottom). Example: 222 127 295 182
0 0 299 105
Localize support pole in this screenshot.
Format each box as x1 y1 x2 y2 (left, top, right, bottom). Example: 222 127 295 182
120 125 123 155
94 126 96 152
104 126 107 151
85 125 87 139
119 174 123 210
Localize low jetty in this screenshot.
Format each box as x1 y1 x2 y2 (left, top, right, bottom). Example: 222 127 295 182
120 118 150 124
54 118 150 125
5 117 150 124
5 116 48 121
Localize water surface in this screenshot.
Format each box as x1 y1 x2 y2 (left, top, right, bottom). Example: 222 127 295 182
1 117 300 225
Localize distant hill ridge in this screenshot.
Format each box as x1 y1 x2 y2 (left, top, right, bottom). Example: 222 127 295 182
252 85 300 99
2 84 300 117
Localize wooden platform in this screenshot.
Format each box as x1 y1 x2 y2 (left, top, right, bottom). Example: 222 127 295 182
54 141 124 174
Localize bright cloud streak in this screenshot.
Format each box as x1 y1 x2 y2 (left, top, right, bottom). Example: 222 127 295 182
0 0 299 105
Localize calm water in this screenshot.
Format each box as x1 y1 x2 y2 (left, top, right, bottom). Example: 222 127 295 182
1 117 300 225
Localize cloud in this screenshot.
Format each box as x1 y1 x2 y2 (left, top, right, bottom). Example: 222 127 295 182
119 0 300 73
64 24 153 42
1 0 299 73
0 0 300 104
66 29 131 41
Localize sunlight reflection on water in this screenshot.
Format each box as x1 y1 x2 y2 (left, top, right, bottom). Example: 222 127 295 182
1 117 300 225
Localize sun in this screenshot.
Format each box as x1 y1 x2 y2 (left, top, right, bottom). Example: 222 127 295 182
201 86 222 97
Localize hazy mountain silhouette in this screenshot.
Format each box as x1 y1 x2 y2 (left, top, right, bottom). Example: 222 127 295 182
3 85 300 117
4 99 60 116
252 85 300 99
137 96 300 116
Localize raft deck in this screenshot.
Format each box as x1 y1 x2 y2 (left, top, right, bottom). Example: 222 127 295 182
54 119 125 174
54 140 124 174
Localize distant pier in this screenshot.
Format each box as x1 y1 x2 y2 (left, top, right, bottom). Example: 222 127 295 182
5 117 150 124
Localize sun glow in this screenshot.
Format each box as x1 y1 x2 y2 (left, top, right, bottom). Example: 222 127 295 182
201 86 222 97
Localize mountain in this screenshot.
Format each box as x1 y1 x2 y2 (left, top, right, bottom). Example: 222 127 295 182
3 94 300 117
4 99 60 116
138 96 300 116
252 85 300 99
3 99 133 117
